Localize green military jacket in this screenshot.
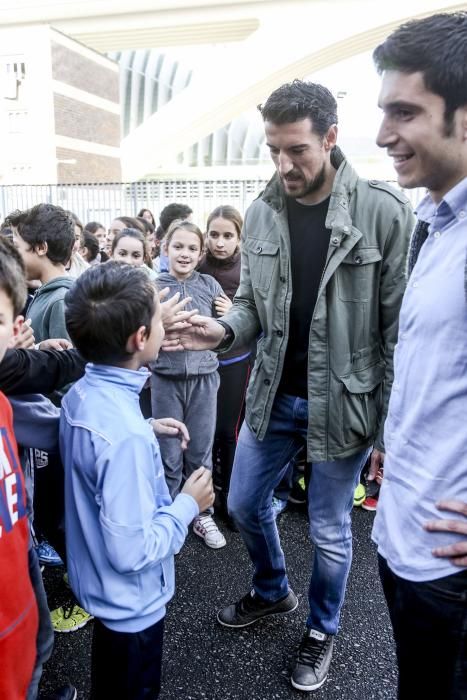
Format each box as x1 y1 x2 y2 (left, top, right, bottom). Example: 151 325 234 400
221 149 415 462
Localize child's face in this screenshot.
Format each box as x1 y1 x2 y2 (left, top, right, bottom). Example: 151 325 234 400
141 295 165 363
112 236 144 267
13 232 40 281
94 227 107 247
206 217 239 259
73 225 82 252
167 229 202 281
0 290 20 363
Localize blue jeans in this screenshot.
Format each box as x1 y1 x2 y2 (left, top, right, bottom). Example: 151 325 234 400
228 393 369 635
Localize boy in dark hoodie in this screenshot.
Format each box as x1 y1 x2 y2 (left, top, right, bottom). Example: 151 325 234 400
7 204 92 635
7 204 75 342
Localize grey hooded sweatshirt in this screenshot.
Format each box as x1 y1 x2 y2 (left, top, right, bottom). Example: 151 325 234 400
27 276 75 342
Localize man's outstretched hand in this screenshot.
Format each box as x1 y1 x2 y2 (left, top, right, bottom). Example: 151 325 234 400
162 314 226 352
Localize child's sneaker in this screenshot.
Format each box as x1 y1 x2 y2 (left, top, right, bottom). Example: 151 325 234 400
271 496 288 520
35 540 63 567
362 496 379 512
353 483 366 507
288 476 307 506
51 603 93 633
193 514 226 549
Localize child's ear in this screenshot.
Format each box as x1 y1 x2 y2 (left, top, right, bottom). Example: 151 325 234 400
126 325 148 353
8 314 26 348
35 241 49 257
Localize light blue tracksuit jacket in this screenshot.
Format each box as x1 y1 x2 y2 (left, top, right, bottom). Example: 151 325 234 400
59 363 199 633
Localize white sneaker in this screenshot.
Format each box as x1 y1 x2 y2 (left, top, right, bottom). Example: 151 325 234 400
193 514 226 549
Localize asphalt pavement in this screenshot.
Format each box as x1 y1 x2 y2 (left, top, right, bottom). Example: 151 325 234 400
41 505 397 699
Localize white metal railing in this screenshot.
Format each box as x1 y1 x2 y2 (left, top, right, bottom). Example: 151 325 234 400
0 179 425 228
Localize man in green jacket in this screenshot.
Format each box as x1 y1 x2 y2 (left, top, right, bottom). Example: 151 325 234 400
166 80 414 692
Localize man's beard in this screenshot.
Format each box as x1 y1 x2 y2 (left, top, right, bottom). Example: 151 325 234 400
282 163 326 200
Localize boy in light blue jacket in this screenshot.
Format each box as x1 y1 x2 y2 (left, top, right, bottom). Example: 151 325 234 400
59 262 214 699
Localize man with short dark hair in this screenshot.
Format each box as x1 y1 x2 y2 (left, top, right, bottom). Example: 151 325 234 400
372 12 467 698
165 79 414 690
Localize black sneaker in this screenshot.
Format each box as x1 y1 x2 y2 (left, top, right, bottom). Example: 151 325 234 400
291 628 334 691
217 589 298 628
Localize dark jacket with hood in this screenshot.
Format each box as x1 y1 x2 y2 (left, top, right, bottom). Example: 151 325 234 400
27 275 74 342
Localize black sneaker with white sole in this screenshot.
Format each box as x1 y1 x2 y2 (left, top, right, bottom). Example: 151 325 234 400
217 589 298 628
291 628 334 691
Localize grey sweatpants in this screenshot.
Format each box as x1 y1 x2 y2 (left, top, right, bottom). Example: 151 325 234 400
151 372 220 500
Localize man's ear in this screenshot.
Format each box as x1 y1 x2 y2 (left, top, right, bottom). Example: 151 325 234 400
323 124 338 151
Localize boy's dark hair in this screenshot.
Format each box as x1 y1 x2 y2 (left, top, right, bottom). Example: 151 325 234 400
6 203 75 265
65 262 156 364
81 231 100 262
373 12 467 133
65 211 83 232
258 80 338 137
84 221 105 234
159 203 193 234
0 237 27 316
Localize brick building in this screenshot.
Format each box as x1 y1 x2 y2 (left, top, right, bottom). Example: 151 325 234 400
0 25 121 184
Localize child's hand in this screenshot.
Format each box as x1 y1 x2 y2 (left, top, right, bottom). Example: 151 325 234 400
159 289 199 331
214 294 232 317
38 338 73 351
10 317 35 350
182 467 214 512
150 418 190 450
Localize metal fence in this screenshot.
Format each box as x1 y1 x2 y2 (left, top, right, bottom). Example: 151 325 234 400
0 179 425 228
0 180 271 228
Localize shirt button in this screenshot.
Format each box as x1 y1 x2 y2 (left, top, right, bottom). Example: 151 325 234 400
280 276 286 283
459 210 466 218
343 225 349 232
264 378 271 386
276 330 283 337
354 255 362 264
413 281 418 288
434 231 441 238
331 236 339 245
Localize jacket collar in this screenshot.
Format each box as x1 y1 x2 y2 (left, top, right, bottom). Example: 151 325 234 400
85 363 150 393
260 146 357 240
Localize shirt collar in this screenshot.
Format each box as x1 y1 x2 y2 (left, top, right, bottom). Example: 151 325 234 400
416 176 467 224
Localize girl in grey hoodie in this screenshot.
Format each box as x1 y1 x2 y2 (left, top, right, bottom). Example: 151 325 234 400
151 220 227 550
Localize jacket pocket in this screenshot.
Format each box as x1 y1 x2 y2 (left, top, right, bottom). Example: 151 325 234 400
245 238 280 291
340 362 385 445
337 247 382 302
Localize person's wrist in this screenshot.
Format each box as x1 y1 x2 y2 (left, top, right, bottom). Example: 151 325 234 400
216 321 233 348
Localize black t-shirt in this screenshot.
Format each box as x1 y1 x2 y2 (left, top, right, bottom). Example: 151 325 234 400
279 195 331 399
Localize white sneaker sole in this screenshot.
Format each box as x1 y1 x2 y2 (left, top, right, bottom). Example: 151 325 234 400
193 527 226 549
53 615 94 633
291 674 328 691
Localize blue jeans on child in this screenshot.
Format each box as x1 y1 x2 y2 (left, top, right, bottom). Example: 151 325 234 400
228 393 369 635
